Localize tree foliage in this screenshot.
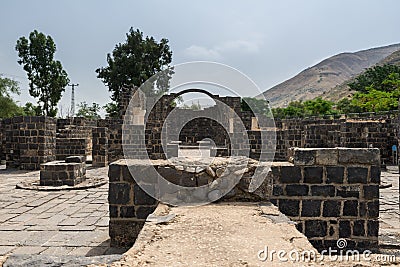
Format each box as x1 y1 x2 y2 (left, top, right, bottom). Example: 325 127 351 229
16 30 70 117
348 64 400 93
0 75 24 118
76 102 101 119
338 66 400 113
241 97 271 116
272 98 337 118
96 27 173 106
103 102 119 118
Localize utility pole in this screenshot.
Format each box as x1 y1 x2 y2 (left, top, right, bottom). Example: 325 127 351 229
68 83 79 117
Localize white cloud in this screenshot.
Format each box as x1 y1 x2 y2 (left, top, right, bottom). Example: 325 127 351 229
216 40 261 53
184 45 222 61
184 38 263 60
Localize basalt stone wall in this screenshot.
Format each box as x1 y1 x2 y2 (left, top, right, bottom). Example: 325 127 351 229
57 126 93 158
56 117 97 130
56 138 87 161
4 116 56 170
340 120 397 163
179 117 230 146
270 148 380 252
0 120 4 162
98 118 124 163
92 127 108 167
273 112 397 162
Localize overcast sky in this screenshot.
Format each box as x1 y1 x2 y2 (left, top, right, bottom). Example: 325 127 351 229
1 0 400 113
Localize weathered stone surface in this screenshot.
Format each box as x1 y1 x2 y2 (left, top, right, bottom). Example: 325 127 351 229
3 254 123 267
109 220 145 247
65 156 85 163
338 148 380 165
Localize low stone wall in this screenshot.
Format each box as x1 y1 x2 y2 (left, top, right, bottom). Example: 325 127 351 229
108 157 272 247
270 148 380 252
56 138 87 161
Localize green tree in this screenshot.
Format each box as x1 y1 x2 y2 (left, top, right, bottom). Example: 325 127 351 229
0 75 24 118
348 64 400 93
96 27 173 106
16 30 70 117
23 102 40 116
303 97 336 116
271 98 337 118
336 98 362 114
76 102 101 119
241 97 271 116
341 66 400 113
103 102 119 118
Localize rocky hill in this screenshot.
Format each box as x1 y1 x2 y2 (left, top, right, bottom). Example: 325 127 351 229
260 44 400 107
322 48 400 102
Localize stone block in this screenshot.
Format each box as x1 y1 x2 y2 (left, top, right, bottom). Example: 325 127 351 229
133 185 157 206
369 166 381 184
347 167 368 184
301 200 321 217
109 183 131 205
303 167 323 184
119 206 135 218
367 201 379 218
65 156 85 163
285 184 309 196
305 220 327 237
280 166 301 183
367 220 379 237
315 148 338 165
310 185 335 197
343 200 358 217
363 185 379 200
278 199 300 217
338 148 380 165
352 220 365 236
323 200 341 217
293 148 316 166
336 186 360 198
339 220 351 238
326 166 344 184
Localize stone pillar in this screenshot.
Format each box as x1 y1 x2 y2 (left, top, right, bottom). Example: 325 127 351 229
92 127 108 167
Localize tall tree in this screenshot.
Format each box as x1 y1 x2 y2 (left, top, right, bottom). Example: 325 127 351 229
16 30 70 117
96 27 173 107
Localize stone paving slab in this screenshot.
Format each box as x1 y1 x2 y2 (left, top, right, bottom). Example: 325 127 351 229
380 165 400 248
0 166 127 259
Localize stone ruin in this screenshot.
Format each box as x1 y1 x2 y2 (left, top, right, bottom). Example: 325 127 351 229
0 86 394 253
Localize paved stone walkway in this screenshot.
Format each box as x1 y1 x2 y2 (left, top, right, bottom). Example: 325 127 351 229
0 166 126 257
380 165 400 249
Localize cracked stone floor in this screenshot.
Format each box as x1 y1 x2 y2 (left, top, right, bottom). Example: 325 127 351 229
0 164 398 259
